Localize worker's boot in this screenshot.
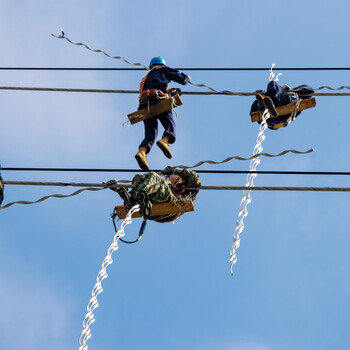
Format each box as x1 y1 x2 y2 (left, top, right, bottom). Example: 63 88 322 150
135 191 152 218
256 93 278 117
263 96 278 117
135 150 150 170
117 187 135 209
156 139 172 159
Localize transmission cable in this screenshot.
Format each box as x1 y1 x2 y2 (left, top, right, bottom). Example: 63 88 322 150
0 86 349 96
2 180 350 210
3 168 350 177
3 66 350 71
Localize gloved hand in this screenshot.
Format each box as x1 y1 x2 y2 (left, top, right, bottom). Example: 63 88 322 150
103 179 118 187
162 166 175 175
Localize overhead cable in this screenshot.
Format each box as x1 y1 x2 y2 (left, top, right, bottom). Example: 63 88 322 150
3 66 350 71
2 181 350 210
1 86 349 96
3 180 350 191
50 34 350 96
4 168 350 176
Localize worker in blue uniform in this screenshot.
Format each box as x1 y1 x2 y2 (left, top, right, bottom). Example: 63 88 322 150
250 81 314 129
135 56 190 170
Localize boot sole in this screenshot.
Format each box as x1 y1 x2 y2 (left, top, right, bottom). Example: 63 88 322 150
135 154 150 170
156 141 172 159
263 97 278 117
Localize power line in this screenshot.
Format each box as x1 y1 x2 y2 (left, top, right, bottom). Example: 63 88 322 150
0 86 348 96
2 66 350 71
3 180 350 192
3 167 350 176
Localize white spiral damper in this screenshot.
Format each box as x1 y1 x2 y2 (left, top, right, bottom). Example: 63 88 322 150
229 112 269 275
229 63 280 275
78 205 140 350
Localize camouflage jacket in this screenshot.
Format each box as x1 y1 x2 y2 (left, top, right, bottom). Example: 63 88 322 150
132 172 175 204
131 170 201 222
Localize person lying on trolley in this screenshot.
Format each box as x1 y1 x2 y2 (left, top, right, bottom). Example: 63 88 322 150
109 167 201 223
250 81 314 129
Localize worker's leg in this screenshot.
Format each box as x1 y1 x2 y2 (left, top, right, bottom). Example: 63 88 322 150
139 118 158 153
158 110 176 144
135 118 159 170
266 81 292 107
293 85 315 100
156 110 175 159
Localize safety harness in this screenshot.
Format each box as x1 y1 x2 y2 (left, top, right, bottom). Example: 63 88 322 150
139 65 173 104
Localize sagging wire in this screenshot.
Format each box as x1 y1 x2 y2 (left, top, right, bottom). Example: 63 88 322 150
51 33 149 70
172 148 313 169
0 147 313 210
49 33 254 96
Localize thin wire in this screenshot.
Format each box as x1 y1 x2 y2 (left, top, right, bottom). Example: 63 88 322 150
4 168 350 176
2 180 350 211
50 34 350 96
3 66 350 71
3 181 350 192
0 86 348 96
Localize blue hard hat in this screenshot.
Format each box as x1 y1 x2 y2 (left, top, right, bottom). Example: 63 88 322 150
149 56 166 67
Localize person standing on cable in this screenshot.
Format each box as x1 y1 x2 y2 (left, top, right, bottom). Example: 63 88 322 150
135 57 190 170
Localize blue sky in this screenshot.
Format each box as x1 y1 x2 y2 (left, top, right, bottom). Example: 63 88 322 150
1 1 350 349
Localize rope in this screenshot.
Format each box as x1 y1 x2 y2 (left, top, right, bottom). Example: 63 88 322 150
1 85 349 96
229 111 269 275
78 205 140 350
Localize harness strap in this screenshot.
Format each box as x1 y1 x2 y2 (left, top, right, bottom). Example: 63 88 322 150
139 65 159 95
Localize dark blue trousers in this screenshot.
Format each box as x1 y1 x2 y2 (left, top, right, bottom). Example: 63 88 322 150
250 81 314 129
139 110 176 153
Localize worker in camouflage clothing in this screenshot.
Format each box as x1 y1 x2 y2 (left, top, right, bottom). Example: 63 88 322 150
110 167 201 222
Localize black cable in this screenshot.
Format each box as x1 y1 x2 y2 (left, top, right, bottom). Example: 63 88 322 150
2 67 350 71
2 167 350 176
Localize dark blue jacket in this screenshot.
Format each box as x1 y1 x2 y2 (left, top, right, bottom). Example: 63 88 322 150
142 65 190 94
